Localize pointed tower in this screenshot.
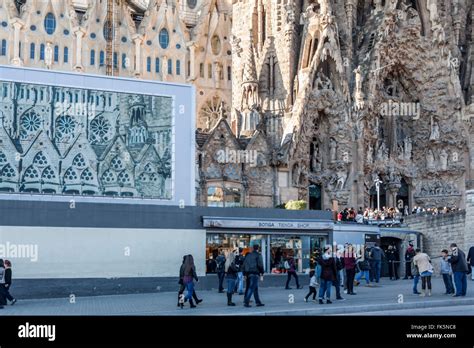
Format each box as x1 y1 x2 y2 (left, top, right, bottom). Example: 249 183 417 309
238 30 260 137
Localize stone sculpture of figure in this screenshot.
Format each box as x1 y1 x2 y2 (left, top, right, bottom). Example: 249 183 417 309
285 3 296 26
367 144 374 163
404 136 412 160
336 170 347 190
439 149 448 171
45 43 53 69
354 66 364 109
292 164 299 186
311 142 321 172
426 149 435 169
386 0 398 11
374 0 383 12
317 0 332 15
427 0 439 25
329 138 337 162
429 118 440 140
376 142 388 161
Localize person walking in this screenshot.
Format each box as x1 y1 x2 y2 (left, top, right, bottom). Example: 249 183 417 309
404 241 416 279
215 251 226 293
369 243 385 283
318 247 337 304
343 245 357 295
182 255 199 308
413 249 434 297
2 260 16 305
285 256 302 289
0 259 6 309
448 243 469 297
178 255 202 307
243 244 265 307
234 248 245 295
387 245 399 280
304 270 318 302
333 250 344 300
412 261 421 295
225 252 238 306
355 247 371 287
467 245 474 281
440 249 455 295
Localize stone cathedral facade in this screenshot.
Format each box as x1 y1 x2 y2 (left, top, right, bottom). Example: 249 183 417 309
1 0 474 211
198 0 474 211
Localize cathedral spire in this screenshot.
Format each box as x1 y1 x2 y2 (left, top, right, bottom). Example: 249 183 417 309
242 30 258 85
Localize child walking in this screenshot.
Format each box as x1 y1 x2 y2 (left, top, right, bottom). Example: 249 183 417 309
304 270 318 302
440 250 454 295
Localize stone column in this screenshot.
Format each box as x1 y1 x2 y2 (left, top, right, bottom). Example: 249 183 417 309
186 41 197 80
11 20 24 66
73 27 85 71
133 35 143 77
386 184 400 208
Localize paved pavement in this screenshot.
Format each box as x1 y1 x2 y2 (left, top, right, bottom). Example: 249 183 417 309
1 277 473 316
346 305 474 316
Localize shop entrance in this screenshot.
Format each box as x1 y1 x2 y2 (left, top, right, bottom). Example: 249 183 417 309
381 236 402 278
205 232 327 275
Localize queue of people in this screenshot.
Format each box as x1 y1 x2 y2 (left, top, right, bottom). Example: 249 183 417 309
177 242 473 310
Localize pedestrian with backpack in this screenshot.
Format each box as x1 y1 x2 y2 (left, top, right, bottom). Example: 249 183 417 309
285 256 302 289
225 252 238 306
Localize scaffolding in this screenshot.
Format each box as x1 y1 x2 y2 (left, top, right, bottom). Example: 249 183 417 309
105 0 119 76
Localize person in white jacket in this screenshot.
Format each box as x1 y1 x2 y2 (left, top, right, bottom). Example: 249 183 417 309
304 270 319 302
413 249 434 297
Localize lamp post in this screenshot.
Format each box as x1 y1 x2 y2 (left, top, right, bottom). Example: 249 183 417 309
374 177 382 211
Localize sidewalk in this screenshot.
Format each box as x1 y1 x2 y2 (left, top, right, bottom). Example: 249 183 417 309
1 277 473 316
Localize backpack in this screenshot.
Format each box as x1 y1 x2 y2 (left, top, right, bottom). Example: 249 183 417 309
284 260 290 270
216 256 225 272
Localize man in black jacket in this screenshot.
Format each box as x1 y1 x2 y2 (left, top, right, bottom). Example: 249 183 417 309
243 244 265 307
448 243 469 296
468 246 474 281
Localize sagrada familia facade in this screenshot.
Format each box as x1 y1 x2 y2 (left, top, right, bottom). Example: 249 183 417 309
0 0 473 211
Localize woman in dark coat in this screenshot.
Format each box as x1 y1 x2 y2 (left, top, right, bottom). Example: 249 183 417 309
182 255 199 308
3 260 16 305
317 247 337 304
178 255 202 307
0 259 6 309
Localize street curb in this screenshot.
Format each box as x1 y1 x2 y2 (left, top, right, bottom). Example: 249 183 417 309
233 298 474 316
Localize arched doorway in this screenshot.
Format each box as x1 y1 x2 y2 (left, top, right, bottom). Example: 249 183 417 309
309 184 322 210
396 178 410 213
381 236 402 278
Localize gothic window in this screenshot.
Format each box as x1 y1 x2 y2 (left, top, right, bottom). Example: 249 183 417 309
72 154 87 168
33 152 48 167
23 166 39 180
144 163 155 173
101 169 116 183
155 58 160 73
111 156 125 171
176 60 181 75
1 164 15 179
20 111 41 138
187 0 197 9
199 95 223 130
103 20 114 42
54 45 59 62
42 166 56 180
159 28 169 49
40 44 45 60
64 167 78 181
0 152 7 165
168 59 173 75
64 47 68 63
90 50 95 65
30 43 35 60
211 35 221 55
0 40 6 56
89 116 112 144
55 115 76 140
44 13 56 35
117 170 132 185
80 168 94 182
138 172 149 182
99 51 105 66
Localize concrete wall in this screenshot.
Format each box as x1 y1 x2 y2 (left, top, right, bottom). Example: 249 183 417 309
0 226 206 279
